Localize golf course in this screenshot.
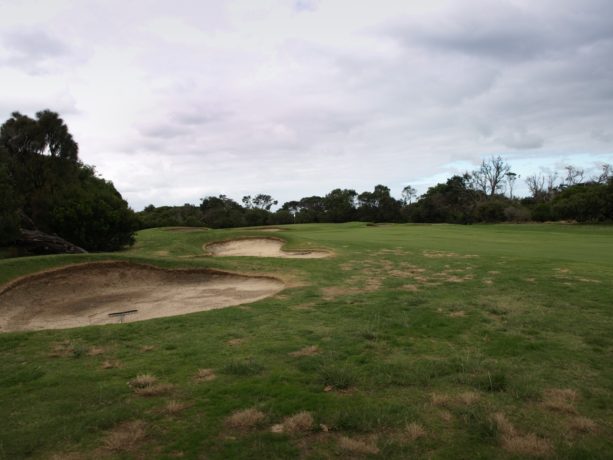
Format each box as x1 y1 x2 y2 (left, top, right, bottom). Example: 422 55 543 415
1 222 612 459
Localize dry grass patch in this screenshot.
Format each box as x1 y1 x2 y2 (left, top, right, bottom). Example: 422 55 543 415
194 368 216 382
225 408 266 429
338 436 379 455
542 388 578 413
457 391 480 405
405 422 426 441
103 420 147 452
274 412 314 434
101 359 121 369
492 413 552 457
431 392 451 407
439 410 453 422
164 400 191 415
569 416 597 434
449 310 466 318
129 374 158 389
134 383 174 397
87 346 105 356
501 433 552 457
289 345 319 357
226 338 244 346
140 345 156 352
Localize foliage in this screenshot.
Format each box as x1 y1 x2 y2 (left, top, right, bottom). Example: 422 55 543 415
0 110 137 251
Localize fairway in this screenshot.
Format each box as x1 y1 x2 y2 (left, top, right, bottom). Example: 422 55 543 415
0 223 612 459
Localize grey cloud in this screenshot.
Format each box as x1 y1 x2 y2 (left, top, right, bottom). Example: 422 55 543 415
1 30 70 73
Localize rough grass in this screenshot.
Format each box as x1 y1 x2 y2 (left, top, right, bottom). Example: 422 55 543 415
1 223 612 459
225 408 266 429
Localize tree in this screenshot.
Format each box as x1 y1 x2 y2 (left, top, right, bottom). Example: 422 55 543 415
471 156 512 197
0 110 137 252
564 165 584 186
0 148 20 245
594 163 612 184
401 185 417 205
505 172 519 199
323 188 357 222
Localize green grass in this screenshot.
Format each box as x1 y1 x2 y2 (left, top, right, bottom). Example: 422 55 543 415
1 223 612 459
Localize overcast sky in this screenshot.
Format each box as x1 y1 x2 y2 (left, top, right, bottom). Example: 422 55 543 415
1 0 612 210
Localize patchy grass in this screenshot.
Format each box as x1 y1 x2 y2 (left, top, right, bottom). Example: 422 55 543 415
225 408 266 429
1 223 613 458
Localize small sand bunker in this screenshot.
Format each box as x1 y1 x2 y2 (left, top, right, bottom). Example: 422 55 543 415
0 262 284 332
205 238 331 258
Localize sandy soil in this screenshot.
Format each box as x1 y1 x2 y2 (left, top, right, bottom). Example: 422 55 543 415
205 238 331 258
0 262 284 332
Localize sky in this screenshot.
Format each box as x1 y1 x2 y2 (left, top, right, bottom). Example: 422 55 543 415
1 0 612 210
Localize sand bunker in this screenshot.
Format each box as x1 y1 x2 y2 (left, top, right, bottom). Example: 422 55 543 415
205 238 331 258
0 262 284 332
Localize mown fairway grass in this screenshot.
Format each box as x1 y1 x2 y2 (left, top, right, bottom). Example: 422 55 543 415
1 223 612 459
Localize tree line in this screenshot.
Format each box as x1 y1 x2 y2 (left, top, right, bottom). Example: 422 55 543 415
1 110 611 256
139 157 613 229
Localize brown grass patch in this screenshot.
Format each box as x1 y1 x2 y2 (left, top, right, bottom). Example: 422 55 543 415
569 416 597 433
134 383 174 397
272 411 314 434
439 410 453 422
164 400 190 415
457 391 480 405
87 346 105 356
493 413 552 457
140 345 156 352
400 284 419 292
338 436 379 455
542 388 578 413
101 359 120 369
226 338 244 346
501 433 552 457
194 368 216 382
431 393 451 407
103 420 147 452
129 374 158 389
405 422 426 441
449 310 466 318
289 345 319 357
225 408 266 429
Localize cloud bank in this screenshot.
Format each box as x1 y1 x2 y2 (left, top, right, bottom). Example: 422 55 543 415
1 0 611 209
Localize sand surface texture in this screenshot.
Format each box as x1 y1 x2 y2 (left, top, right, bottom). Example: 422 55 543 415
0 262 284 332
205 238 331 258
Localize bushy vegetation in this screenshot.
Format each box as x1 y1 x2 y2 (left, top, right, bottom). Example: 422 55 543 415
0 110 138 251
139 157 613 229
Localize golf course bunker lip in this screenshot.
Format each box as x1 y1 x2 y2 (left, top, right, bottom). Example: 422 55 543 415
0 261 285 333
205 237 332 259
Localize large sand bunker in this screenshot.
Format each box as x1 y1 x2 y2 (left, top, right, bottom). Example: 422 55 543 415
0 262 284 332
205 238 331 258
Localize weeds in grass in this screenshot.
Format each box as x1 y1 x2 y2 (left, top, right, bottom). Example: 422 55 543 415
221 358 264 376
319 361 356 389
103 420 147 452
225 408 266 429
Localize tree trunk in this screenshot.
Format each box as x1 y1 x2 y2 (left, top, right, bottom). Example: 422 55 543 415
16 229 87 255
